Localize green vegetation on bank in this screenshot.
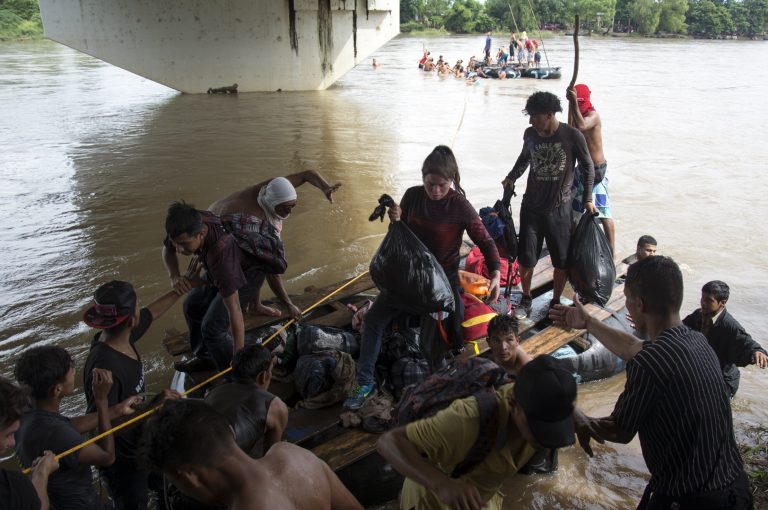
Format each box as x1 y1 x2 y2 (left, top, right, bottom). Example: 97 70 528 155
0 0 42 39
401 0 768 39
738 425 768 506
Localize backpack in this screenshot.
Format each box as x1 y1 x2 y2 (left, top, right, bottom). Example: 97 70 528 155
492 186 518 262
389 357 430 400
461 293 497 343
395 357 512 477
465 246 520 288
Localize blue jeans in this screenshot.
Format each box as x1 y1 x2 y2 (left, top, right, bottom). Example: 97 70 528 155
356 284 464 386
183 276 263 371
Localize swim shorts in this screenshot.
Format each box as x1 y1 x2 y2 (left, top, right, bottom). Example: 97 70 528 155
518 201 571 269
572 162 611 219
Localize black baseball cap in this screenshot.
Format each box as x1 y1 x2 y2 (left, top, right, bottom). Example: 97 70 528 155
83 280 137 329
514 355 577 448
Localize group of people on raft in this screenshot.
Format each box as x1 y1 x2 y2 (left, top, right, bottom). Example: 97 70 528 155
418 31 543 82
1 84 766 510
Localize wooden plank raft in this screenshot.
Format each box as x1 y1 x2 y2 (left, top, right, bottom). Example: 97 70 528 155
162 256 561 357
163 273 378 356
312 263 630 472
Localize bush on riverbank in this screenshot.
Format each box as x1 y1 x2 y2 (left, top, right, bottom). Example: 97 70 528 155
738 425 768 506
0 0 43 40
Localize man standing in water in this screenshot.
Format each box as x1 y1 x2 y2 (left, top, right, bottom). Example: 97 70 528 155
567 84 616 254
683 280 767 397
635 235 657 262
550 256 752 509
484 32 492 63
502 91 595 317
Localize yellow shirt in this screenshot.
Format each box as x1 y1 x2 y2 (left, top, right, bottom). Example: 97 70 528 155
401 383 536 510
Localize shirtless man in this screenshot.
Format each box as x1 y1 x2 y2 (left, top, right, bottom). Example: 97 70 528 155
567 84 616 254
487 315 530 375
141 399 363 510
205 170 340 319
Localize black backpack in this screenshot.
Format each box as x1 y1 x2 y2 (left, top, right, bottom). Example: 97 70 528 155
493 185 518 262
395 357 512 477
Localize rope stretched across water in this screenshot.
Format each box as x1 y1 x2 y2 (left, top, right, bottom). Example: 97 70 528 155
21 270 371 474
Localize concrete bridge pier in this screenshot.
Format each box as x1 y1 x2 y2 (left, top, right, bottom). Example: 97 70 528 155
38 0 399 93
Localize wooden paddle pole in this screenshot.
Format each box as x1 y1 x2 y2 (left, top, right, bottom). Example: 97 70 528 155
568 15 580 126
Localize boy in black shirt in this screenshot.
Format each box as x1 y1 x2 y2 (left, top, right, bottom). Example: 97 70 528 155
82 280 183 510
15 346 137 510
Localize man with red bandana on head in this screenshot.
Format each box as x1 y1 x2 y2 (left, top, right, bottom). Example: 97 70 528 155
567 84 616 254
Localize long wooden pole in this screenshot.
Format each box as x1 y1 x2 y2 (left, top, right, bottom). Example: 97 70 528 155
568 15 580 126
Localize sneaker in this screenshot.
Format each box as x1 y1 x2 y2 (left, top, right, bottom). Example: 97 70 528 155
343 383 376 410
516 295 533 318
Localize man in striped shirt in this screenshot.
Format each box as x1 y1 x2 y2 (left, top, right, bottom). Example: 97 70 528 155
550 256 752 509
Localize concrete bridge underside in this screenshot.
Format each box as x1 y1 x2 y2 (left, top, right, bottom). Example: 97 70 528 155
38 0 399 93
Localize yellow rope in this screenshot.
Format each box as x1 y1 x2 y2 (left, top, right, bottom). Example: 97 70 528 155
22 269 371 474
450 88 470 149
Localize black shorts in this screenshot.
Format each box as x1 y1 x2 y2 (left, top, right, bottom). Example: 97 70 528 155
518 202 571 269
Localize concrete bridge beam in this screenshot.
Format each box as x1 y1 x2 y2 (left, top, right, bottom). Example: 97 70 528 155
38 0 399 93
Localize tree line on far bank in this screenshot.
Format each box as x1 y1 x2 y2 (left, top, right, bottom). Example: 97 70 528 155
1 0 764 42
0 0 42 39
401 0 768 39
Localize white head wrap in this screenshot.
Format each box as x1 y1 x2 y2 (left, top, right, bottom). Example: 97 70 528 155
257 177 298 225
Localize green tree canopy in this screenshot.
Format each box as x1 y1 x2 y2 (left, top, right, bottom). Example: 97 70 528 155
727 0 768 37
659 0 689 33
630 0 662 33
687 0 735 36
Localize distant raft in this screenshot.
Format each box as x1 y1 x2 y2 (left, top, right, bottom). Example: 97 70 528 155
483 66 562 80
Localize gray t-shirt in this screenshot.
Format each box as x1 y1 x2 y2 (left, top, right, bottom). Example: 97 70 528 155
508 122 594 213
15 410 102 510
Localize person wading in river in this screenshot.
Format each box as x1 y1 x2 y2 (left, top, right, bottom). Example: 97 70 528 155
683 280 767 398
502 91 596 318
140 399 363 510
635 235 657 262
567 84 616 254
550 256 752 510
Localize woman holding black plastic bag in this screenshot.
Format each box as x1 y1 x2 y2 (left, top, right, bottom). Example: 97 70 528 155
344 145 501 409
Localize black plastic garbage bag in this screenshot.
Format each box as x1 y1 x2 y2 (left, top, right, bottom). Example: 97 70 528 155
370 221 454 314
567 213 615 306
294 352 338 399
296 325 359 358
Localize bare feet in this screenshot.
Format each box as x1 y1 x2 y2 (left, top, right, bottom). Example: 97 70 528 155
251 303 282 317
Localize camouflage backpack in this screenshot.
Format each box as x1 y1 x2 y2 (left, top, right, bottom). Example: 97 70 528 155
394 356 512 478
